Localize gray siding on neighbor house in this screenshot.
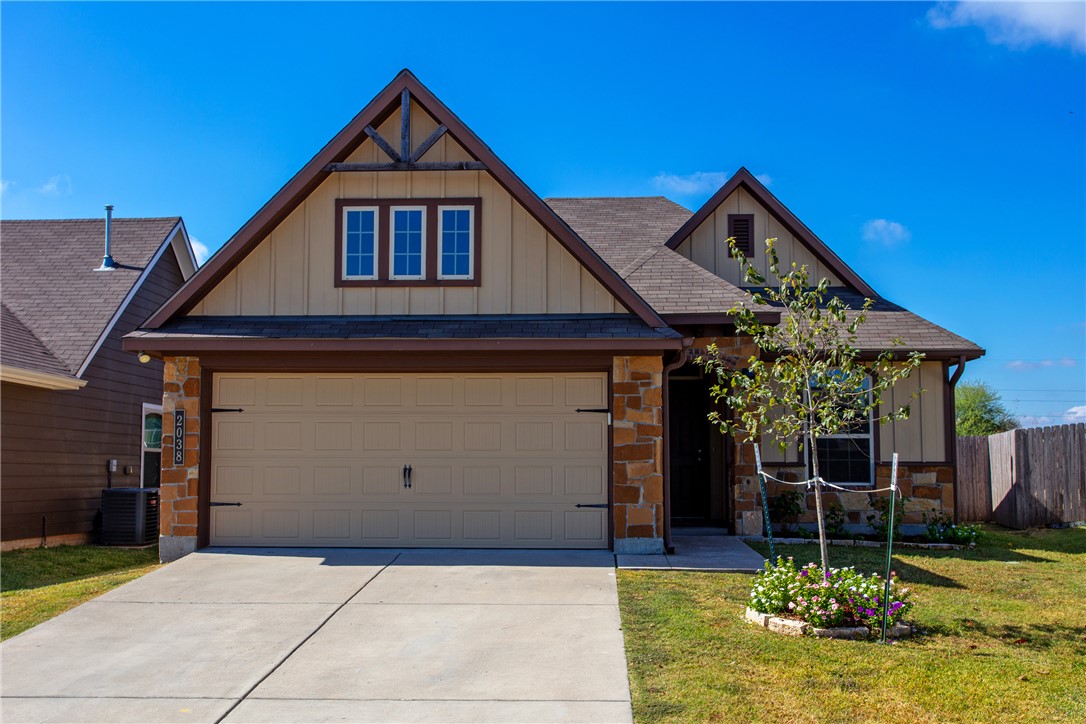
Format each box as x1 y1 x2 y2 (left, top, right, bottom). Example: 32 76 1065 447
0 251 185 542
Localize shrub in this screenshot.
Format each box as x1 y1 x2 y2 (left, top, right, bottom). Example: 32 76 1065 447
825 503 849 539
768 490 804 534
749 557 913 630
867 494 907 539
922 512 981 545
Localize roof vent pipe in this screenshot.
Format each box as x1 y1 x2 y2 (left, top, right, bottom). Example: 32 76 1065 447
96 204 117 271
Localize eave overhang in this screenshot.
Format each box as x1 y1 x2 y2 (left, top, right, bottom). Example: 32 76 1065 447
0 365 87 390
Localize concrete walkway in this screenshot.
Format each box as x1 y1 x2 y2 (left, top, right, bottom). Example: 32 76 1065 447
616 534 766 572
1 548 631 723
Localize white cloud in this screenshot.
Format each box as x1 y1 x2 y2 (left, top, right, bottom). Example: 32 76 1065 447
1064 405 1086 423
861 219 911 246
754 173 773 187
928 2 1085 52
189 235 210 266
0 179 12 195
38 174 72 196
1006 358 1077 371
652 171 729 196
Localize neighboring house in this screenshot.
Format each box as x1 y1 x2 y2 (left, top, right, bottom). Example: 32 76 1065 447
1 215 196 549
123 71 983 561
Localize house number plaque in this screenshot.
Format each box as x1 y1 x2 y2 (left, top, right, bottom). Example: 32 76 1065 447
173 410 185 465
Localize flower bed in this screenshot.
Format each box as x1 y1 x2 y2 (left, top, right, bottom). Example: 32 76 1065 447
745 557 914 638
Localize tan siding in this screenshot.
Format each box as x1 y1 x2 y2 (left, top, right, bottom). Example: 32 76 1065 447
191 100 617 317
674 186 844 288
879 361 945 462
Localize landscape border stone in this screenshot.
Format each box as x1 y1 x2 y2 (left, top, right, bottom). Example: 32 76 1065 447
745 607 915 640
739 536 967 551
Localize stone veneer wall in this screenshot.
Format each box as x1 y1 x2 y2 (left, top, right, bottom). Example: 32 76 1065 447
159 356 202 561
736 452 955 535
612 355 665 554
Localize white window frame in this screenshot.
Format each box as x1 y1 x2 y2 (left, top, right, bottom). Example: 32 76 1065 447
389 205 427 280
341 206 379 280
437 205 475 280
141 403 163 488
804 378 875 487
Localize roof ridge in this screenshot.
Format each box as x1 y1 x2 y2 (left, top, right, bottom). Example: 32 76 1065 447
1 216 181 223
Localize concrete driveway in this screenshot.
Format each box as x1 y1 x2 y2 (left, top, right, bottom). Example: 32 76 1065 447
1 548 631 723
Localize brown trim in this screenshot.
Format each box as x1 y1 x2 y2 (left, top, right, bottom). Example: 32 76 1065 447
664 168 878 298
146 70 665 329
194 350 617 373
663 311 781 325
661 345 695 552
197 368 212 550
607 363 615 551
727 214 755 257
945 356 966 522
334 198 482 288
126 336 682 354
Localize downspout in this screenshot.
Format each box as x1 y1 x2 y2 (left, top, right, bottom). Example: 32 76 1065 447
946 355 967 522
662 339 694 554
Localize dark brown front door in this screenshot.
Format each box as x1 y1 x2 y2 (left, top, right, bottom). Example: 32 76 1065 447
669 377 713 524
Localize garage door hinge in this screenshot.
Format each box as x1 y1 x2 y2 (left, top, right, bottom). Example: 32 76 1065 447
575 503 610 509
575 408 612 425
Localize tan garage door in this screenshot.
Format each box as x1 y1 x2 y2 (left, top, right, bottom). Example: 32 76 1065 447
209 372 610 548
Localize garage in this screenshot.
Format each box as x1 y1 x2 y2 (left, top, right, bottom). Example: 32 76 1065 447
209 372 610 548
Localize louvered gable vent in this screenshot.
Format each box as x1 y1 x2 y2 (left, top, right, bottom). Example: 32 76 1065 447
727 214 755 257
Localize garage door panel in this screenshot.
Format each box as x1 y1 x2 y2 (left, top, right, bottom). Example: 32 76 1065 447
210 372 609 548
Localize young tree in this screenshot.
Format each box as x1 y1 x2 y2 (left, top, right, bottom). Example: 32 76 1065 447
701 239 923 573
956 381 1018 436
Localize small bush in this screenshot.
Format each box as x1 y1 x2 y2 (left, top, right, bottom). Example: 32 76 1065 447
825 503 849 539
922 512 981 545
749 556 913 629
768 490 803 534
867 494 907 539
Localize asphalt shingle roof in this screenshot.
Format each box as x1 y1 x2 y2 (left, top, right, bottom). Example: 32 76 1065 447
130 314 681 341
1 217 180 375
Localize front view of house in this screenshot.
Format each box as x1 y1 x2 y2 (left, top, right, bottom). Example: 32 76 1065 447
125 71 983 561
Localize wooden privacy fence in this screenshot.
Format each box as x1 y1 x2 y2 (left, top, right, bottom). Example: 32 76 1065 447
957 424 1086 528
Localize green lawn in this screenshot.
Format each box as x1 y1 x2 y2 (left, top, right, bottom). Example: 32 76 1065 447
1 545 161 641
618 526 1086 723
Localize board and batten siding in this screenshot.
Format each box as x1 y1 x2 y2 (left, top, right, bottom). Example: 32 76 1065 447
189 101 618 317
759 360 947 466
673 185 843 288
0 252 184 542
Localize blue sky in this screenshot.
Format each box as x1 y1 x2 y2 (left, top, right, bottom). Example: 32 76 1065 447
2 1 1084 425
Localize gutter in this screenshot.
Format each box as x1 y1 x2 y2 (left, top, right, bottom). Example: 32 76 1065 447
661 339 695 554
946 355 967 523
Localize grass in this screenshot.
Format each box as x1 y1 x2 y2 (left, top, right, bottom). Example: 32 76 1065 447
1 545 161 641
618 525 1086 723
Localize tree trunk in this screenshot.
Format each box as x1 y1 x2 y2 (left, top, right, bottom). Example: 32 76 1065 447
808 431 830 574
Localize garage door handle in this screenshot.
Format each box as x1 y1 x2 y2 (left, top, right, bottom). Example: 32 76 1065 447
575 503 609 509
210 502 243 507
575 408 612 425
403 465 412 489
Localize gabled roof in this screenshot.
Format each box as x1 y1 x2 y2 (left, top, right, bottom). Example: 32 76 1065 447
0 217 193 380
548 197 775 320
145 70 666 329
665 168 877 298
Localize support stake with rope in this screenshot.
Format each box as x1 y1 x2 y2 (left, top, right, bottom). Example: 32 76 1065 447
880 452 899 644
753 443 776 563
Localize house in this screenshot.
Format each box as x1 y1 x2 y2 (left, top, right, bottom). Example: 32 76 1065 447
123 71 983 562
1 213 197 549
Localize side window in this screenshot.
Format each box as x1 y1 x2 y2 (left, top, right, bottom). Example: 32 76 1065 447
142 405 163 488
343 207 378 279
438 206 474 279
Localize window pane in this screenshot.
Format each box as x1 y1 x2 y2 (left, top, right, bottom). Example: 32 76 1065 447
441 209 472 277
815 437 872 484
144 413 162 450
143 451 161 488
393 210 423 277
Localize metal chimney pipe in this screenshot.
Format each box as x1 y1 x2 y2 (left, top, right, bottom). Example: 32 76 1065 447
97 204 117 270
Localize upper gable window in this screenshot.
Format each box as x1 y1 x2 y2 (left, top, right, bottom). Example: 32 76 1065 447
335 198 481 288
438 206 474 279
727 213 755 257
391 207 425 279
342 207 378 279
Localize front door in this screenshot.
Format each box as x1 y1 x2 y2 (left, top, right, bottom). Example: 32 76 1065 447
669 377 712 524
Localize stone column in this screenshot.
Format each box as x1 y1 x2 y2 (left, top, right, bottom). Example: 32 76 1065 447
612 355 665 554
160 356 201 561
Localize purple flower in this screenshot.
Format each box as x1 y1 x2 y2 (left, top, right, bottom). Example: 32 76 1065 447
800 570 809 577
